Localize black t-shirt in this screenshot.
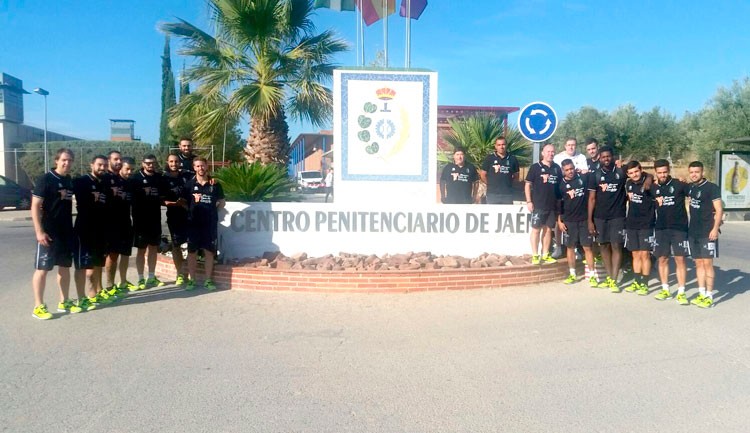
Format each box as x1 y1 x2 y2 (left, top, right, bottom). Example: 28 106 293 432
481 153 519 196
440 163 478 204
103 171 132 224
688 179 721 238
525 161 562 211
178 153 195 174
73 173 108 234
184 177 225 224
163 171 191 223
32 170 74 236
625 176 655 229
588 165 627 220
587 157 600 172
130 170 164 225
558 174 589 222
654 177 688 231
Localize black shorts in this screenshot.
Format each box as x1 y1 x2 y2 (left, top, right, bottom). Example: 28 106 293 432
689 236 719 259
653 230 689 257
486 193 513 205
107 224 133 256
594 217 625 245
625 229 654 251
561 220 593 247
34 233 73 271
73 235 107 269
187 224 218 254
531 209 557 229
133 222 162 248
167 220 188 247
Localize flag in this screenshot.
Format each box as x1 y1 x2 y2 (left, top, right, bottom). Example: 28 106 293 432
314 0 356 11
399 0 427 20
360 0 396 26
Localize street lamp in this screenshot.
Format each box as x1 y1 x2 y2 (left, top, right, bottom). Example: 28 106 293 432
33 88 49 172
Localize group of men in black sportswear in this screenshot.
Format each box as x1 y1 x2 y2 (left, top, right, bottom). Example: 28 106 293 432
440 136 723 309
30 138 225 320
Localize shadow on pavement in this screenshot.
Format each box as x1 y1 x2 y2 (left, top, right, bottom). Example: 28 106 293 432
106 282 224 307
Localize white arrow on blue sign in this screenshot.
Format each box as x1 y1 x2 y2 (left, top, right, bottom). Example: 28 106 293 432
517 101 558 142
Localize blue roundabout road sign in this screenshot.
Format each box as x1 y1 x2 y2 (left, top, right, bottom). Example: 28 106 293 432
517 101 558 142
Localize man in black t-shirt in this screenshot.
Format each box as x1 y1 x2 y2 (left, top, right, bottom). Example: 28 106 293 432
525 144 562 265
584 138 600 173
73 155 115 307
178 137 197 175
164 153 192 286
558 159 594 284
130 154 166 290
587 146 627 292
30 149 84 319
651 159 690 304
623 161 655 296
480 136 519 204
103 150 135 297
687 161 723 308
184 157 225 291
440 147 478 204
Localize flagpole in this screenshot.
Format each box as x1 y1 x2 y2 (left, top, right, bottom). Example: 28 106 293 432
405 0 411 68
355 0 360 66
383 0 388 67
359 0 365 65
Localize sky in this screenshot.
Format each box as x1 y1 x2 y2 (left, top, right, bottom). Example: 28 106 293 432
2 0 750 146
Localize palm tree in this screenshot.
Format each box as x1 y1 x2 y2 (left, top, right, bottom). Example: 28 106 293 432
160 0 348 165
440 114 532 167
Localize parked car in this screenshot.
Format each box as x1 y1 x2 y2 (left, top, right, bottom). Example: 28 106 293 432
296 170 324 193
0 175 32 210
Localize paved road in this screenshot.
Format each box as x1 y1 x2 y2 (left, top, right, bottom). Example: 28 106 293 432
1 219 749 433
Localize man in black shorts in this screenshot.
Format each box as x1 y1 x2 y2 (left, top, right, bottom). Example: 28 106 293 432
687 161 723 308
30 148 85 319
651 159 690 304
178 137 197 175
130 154 166 290
440 147 478 204
103 150 135 297
73 155 115 306
558 159 595 284
623 161 655 296
184 157 225 291
164 153 191 286
480 136 519 204
587 146 626 292
525 144 562 265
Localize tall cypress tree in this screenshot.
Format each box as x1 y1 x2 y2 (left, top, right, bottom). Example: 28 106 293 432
160 36 177 148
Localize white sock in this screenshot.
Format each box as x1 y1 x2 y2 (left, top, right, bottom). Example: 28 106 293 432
699 287 706 297
148 272 155 279
706 291 713 299
677 286 685 295
138 274 144 281
569 268 576 277
662 284 669 291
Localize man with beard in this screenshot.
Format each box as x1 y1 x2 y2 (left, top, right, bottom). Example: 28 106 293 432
184 157 225 291
103 150 134 297
480 136 519 204
163 153 191 286
440 147 478 204
686 161 723 308
177 137 197 175
130 154 166 290
73 155 115 306
587 146 627 292
651 159 690 304
30 149 84 319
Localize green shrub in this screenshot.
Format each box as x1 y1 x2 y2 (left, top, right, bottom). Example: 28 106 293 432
214 162 301 202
